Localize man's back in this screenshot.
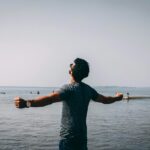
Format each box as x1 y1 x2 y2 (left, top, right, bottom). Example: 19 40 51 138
14 58 123 150
58 82 98 140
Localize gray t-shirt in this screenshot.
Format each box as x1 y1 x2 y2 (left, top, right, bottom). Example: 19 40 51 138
58 82 99 140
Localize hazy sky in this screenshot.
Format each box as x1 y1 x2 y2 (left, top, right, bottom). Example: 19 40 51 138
0 0 149 87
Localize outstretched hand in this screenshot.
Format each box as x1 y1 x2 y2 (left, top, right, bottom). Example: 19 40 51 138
115 92 123 101
14 97 27 108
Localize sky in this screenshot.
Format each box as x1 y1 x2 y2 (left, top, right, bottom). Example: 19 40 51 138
0 0 150 87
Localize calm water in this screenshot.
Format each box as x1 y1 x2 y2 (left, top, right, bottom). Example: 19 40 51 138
0 86 150 150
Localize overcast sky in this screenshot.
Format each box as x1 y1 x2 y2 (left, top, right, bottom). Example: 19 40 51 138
0 0 149 87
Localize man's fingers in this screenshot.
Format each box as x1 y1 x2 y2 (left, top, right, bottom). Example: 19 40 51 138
14 97 21 108
15 100 21 103
16 105 19 108
14 97 26 108
15 101 19 108
15 101 20 105
115 93 123 100
15 100 20 104
116 92 123 96
15 102 19 108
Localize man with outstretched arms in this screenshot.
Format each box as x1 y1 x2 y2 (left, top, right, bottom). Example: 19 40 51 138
15 58 123 150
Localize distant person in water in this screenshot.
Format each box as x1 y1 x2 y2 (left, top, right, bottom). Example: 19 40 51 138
127 92 130 101
14 58 123 150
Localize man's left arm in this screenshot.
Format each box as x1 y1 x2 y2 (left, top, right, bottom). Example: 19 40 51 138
93 92 123 104
14 92 61 108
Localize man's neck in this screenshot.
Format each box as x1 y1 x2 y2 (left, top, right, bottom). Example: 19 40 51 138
70 77 76 84
70 77 82 84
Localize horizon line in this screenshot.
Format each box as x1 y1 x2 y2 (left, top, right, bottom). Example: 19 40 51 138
0 85 150 88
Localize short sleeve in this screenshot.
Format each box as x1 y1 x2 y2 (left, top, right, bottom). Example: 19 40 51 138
91 87 99 100
57 84 71 101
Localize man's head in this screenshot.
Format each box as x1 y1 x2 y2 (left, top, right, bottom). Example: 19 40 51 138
69 58 89 82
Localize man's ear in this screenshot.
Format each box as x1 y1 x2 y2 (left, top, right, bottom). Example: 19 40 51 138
69 70 72 74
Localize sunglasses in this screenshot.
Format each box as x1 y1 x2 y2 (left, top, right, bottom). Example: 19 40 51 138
70 63 73 68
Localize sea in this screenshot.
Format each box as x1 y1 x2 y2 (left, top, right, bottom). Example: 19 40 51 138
0 86 150 150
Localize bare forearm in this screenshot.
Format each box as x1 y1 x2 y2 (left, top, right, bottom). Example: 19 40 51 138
14 92 61 108
94 93 123 104
102 96 121 104
28 96 54 107
28 92 61 107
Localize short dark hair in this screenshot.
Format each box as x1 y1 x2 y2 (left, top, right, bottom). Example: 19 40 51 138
72 58 89 82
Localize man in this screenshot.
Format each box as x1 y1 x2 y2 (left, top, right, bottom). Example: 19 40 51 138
15 58 123 150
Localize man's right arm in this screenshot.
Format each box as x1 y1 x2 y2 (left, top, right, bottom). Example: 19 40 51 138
14 92 61 108
93 93 123 104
